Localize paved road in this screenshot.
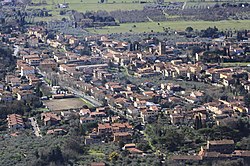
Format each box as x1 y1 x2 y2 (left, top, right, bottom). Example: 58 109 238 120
29 117 42 137
66 86 102 107
37 69 102 107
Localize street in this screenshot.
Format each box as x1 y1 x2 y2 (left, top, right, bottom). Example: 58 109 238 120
29 117 42 137
37 69 102 107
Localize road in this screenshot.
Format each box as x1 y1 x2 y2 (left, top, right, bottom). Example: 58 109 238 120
29 117 42 137
66 86 102 107
37 69 102 107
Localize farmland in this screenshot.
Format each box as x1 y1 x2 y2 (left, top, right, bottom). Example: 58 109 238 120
29 0 145 12
86 20 250 34
28 0 250 34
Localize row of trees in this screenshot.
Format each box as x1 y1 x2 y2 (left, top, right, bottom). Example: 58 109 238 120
145 115 250 153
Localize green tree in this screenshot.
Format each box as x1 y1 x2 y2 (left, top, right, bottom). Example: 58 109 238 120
185 26 194 33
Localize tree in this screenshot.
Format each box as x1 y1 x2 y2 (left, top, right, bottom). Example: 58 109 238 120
185 26 193 33
244 93 250 108
109 152 119 161
194 115 203 130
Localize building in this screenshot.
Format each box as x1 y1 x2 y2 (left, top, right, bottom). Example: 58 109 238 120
80 117 96 124
17 90 34 101
158 41 166 55
21 66 35 77
41 112 61 126
113 132 132 142
85 133 102 145
140 106 159 123
40 59 57 70
7 114 25 130
207 139 235 154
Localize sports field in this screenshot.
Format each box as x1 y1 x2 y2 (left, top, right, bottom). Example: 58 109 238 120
43 98 93 111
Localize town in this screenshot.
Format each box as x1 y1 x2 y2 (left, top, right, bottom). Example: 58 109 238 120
0 0 250 166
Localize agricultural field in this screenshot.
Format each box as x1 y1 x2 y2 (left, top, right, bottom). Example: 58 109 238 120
86 20 250 34
29 0 146 12
28 0 250 34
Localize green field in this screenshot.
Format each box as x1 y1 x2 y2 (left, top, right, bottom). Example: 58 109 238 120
86 20 250 34
88 149 105 157
221 62 250 67
28 0 250 34
28 0 146 22
29 0 146 12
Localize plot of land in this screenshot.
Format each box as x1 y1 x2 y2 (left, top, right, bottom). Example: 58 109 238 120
88 149 105 157
221 62 250 67
43 98 89 111
86 20 250 34
29 0 250 33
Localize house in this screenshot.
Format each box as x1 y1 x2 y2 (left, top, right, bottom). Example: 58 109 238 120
69 37 79 45
28 75 41 86
0 92 13 102
41 112 61 126
7 114 24 130
85 133 102 145
9 77 21 87
123 143 143 155
90 112 107 118
40 59 57 70
28 58 40 66
60 111 75 120
207 139 235 154
113 132 132 142
140 106 159 123
21 66 35 77
111 123 133 133
98 123 112 135
0 83 4 93
90 162 106 166
127 106 139 118
171 139 250 162
80 117 96 124
127 84 138 91
79 109 91 117
190 91 204 101
170 113 184 125
47 128 67 135
17 90 34 101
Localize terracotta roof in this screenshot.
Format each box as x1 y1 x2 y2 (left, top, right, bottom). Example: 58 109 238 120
127 148 143 154
113 132 131 137
170 155 202 160
208 139 234 145
7 114 24 127
90 162 106 166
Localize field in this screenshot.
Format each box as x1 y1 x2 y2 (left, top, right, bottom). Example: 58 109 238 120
86 20 250 34
43 98 92 111
221 62 250 67
28 0 250 34
29 0 146 12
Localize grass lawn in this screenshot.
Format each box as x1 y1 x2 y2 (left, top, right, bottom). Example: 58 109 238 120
88 149 105 157
86 20 250 34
